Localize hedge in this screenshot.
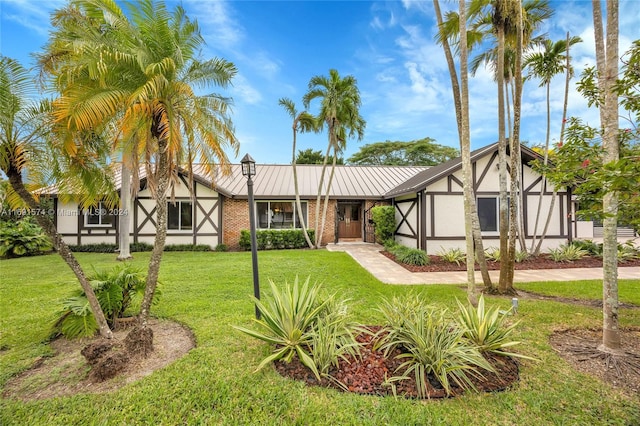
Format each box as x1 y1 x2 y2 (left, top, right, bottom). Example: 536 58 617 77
239 229 315 250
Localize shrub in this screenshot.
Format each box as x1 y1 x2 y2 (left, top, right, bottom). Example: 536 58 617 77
371 206 396 245
233 276 328 379
548 244 589 262
130 242 153 252
484 248 501 262
239 229 315 250
309 298 362 380
396 247 429 266
514 250 529 263
0 219 52 258
163 244 211 251
618 241 639 262
214 243 229 252
438 247 466 266
572 239 603 257
456 295 534 360
376 295 493 398
69 243 118 253
483 248 528 263
53 263 156 338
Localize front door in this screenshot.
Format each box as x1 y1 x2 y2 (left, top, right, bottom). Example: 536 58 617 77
338 203 362 239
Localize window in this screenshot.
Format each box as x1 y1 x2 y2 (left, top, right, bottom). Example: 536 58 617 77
256 201 307 229
477 197 498 232
168 201 193 230
85 202 112 227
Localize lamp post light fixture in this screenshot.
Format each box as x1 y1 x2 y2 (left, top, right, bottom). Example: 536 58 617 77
241 153 261 319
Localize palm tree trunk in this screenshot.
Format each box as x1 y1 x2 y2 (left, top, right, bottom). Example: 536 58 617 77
535 32 573 256
434 0 491 296
458 0 478 306
530 83 552 254
139 139 170 327
594 0 621 351
6 166 113 339
318 151 338 246
117 161 133 260
313 143 332 248
291 120 313 248
506 5 524 292
497 24 510 292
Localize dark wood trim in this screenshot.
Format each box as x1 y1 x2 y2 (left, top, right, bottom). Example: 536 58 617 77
429 194 435 238
448 175 463 191
476 151 498 191
394 198 417 239
218 197 224 245
419 191 426 250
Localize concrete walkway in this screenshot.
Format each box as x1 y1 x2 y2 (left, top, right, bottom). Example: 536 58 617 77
326 242 640 285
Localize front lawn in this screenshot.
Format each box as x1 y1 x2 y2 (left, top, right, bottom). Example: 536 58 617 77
1 251 639 425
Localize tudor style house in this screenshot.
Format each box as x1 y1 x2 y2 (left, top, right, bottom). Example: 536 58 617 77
386 143 578 254
49 142 584 253
51 164 427 250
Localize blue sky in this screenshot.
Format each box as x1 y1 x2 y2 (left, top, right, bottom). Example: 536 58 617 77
1 0 638 164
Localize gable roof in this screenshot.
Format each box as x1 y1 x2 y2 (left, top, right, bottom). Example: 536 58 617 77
42 163 429 199
208 164 428 199
384 142 543 198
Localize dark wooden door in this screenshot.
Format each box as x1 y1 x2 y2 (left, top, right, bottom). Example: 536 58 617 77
338 203 362 239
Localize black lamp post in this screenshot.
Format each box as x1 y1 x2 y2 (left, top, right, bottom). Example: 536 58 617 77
241 153 261 319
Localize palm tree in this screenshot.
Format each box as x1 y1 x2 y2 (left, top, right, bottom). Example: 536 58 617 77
592 0 620 352
433 0 479 305
0 56 114 339
278 98 318 249
303 69 365 248
39 0 239 350
525 36 582 254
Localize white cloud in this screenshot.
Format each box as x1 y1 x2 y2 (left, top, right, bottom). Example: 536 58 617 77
2 0 64 36
187 0 244 51
231 74 263 105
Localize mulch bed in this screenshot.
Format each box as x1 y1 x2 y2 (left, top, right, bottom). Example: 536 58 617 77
381 251 640 273
274 326 519 399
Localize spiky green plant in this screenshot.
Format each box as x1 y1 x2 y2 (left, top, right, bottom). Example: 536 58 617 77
438 247 466 266
484 247 501 262
548 244 589 262
377 296 493 398
309 298 362 380
234 276 329 380
456 295 535 360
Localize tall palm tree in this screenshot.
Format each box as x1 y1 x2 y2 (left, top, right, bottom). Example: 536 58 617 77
525 36 582 254
433 0 479 305
593 0 620 352
0 56 114 339
278 98 318 249
39 0 239 349
303 69 365 248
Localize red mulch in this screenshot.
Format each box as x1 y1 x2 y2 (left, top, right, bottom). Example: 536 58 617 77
380 251 640 273
274 326 519 399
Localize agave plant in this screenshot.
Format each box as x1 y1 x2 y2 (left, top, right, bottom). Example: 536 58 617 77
309 298 362 380
438 247 466 266
234 276 329 380
548 244 589 262
456 295 535 360
377 295 493 398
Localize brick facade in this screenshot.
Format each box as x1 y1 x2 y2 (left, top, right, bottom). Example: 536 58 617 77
222 198 338 250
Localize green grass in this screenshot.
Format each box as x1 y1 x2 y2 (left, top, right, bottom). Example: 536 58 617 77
519 279 640 306
1 251 639 425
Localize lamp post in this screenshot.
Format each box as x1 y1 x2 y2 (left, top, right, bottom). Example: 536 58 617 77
241 154 261 319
